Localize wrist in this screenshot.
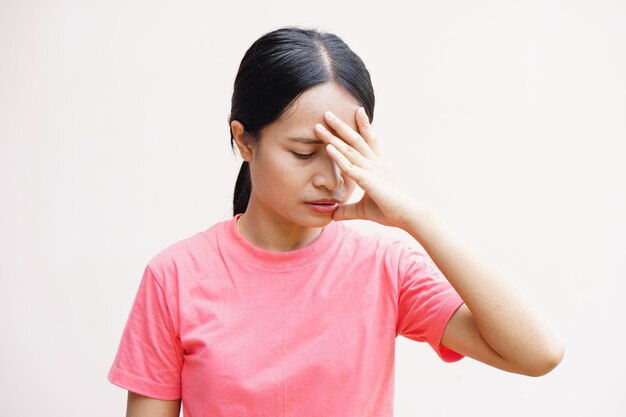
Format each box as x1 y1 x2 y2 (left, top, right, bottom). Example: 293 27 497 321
397 199 437 231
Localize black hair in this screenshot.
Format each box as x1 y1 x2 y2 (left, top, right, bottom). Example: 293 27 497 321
228 26 375 215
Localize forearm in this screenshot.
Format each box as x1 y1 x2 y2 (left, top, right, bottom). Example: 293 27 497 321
400 201 564 368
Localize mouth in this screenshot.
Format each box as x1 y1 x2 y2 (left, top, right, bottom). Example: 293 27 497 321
305 200 340 214
307 199 341 205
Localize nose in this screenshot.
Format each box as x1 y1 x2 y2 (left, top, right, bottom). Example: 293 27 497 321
312 153 344 190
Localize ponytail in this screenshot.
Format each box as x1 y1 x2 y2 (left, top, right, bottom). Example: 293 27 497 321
233 161 251 215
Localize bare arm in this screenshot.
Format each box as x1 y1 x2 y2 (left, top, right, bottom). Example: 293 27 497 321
126 391 181 417
402 203 565 377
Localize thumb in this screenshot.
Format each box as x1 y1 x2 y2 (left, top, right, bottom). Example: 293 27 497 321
332 203 362 222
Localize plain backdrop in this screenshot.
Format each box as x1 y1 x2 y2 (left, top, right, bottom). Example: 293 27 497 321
1 0 624 416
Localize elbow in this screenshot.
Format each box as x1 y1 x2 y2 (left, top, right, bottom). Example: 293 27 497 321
525 338 566 377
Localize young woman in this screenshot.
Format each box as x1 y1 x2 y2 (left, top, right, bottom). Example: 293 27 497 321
108 26 564 417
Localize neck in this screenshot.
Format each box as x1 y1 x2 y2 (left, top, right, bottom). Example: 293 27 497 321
238 202 323 252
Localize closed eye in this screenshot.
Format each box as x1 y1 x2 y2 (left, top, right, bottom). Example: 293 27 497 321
292 152 315 160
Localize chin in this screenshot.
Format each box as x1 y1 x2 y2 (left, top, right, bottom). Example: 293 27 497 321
304 214 334 227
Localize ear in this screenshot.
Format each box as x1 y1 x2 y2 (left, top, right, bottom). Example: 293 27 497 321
231 120 254 161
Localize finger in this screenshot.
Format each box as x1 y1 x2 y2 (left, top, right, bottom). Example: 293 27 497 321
315 124 372 169
325 143 365 182
332 202 363 222
323 111 377 160
355 107 380 157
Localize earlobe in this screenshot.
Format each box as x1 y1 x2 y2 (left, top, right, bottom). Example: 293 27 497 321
231 120 252 161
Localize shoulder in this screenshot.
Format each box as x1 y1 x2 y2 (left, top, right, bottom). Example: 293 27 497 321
334 221 424 263
146 219 226 283
332 222 434 292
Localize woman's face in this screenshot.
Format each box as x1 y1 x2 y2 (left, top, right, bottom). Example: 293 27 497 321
233 82 361 228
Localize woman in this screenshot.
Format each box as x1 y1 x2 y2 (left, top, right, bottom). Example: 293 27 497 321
108 26 564 417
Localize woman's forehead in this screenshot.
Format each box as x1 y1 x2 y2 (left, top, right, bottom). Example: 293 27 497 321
278 83 361 132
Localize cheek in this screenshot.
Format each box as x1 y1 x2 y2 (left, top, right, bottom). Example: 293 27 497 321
265 155 305 185
257 150 322 192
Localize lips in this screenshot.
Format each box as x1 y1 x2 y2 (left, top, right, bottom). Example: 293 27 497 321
307 199 341 204
306 200 339 214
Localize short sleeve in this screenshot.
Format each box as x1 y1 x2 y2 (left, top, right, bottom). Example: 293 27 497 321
108 265 183 399
395 242 465 362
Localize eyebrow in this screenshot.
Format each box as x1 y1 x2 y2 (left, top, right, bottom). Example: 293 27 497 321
287 137 325 145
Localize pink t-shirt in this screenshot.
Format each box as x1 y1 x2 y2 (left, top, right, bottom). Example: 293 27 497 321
108 213 465 416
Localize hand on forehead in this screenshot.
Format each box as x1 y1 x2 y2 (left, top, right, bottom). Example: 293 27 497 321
281 83 361 139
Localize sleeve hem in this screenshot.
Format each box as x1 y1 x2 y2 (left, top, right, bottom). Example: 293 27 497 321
108 366 181 401
429 292 466 363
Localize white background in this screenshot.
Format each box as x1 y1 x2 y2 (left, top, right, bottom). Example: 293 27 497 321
1 0 624 416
